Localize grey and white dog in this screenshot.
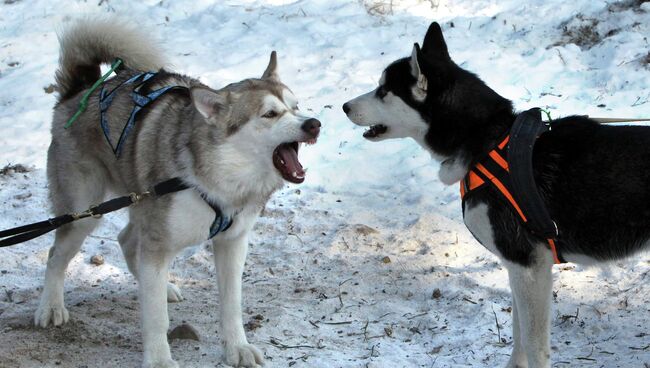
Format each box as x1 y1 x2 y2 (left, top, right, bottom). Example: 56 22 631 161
37 18 320 368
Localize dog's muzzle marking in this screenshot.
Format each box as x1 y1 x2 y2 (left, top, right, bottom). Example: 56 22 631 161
460 108 565 264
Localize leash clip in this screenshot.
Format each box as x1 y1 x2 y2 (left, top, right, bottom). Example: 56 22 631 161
130 191 151 204
87 205 103 219
71 205 102 220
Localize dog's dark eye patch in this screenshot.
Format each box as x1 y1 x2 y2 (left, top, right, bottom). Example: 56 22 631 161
380 58 425 105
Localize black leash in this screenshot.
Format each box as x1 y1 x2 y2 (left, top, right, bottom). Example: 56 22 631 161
0 177 188 248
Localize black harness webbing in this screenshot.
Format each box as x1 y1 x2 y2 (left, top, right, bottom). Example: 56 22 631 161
508 108 558 240
461 108 565 264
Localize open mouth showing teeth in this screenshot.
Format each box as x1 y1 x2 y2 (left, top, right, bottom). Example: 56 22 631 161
273 139 317 184
363 124 388 139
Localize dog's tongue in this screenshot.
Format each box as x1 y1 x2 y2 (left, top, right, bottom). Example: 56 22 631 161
273 143 305 184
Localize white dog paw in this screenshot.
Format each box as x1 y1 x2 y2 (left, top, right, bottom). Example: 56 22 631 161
166 283 183 303
224 342 264 367
506 364 528 368
34 303 69 328
142 358 179 368
505 356 528 368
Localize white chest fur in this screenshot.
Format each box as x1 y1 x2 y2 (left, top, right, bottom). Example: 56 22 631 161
463 202 502 258
165 189 259 250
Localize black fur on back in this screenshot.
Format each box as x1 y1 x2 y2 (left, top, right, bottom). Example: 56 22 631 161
385 22 650 265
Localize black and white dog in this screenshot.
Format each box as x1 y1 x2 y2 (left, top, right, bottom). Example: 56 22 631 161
343 21 650 368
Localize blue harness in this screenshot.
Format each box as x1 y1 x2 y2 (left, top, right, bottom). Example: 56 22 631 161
99 72 185 156
99 71 232 239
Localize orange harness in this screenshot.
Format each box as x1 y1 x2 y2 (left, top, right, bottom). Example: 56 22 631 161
460 109 564 264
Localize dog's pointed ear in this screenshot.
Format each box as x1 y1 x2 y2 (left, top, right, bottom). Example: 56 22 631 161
421 22 449 60
410 43 428 101
190 87 228 121
262 51 279 81
410 43 422 78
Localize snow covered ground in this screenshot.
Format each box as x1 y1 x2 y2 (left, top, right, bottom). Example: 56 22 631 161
1 0 650 367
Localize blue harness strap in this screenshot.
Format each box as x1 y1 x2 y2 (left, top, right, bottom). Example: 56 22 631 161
99 72 185 157
98 71 232 238
204 197 233 239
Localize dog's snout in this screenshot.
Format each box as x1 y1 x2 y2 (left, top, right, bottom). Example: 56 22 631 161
301 118 321 137
342 103 351 114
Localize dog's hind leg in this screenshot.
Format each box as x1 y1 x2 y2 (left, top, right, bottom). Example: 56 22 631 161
506 274 528 368
505 250 553 368
35 153 106 327
118 221 183 303
212 232 264 367
138 243 178 368
35 220 100 327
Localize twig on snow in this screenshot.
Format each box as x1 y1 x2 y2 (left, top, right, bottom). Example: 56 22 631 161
462 297 477 304
556 49 567 66
629 344 650 351
406 312 428 320
267 337 325 350
558 307 580 325
288 232 304 245
334 278 352 312
576 346 595 361
491 305 501 343
320 320 354 325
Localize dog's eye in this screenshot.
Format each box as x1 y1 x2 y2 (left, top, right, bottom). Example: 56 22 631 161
376 87 388 99
262 110 278 119
293 104 299 111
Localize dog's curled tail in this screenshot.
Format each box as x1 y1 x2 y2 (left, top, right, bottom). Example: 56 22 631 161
55 17 167 102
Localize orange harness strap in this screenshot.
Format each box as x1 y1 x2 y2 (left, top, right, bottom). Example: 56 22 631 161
461 135 563 264
474 163 527 222
547 239 562 264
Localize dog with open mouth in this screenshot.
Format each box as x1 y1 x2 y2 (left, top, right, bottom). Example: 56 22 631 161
344 21 650 368
36 17 319 368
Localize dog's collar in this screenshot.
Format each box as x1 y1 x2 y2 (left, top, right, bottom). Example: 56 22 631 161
460 108 565 264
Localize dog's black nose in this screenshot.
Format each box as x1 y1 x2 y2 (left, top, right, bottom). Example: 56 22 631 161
342 103 351 114
301 118 321 137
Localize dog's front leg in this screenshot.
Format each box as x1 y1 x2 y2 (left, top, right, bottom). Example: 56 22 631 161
505 253 553 368
138 247 177 368
212 232 264 367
